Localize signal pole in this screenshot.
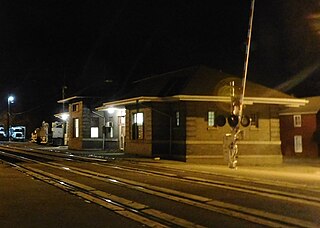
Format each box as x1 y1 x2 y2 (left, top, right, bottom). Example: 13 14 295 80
227 0 255 169
240 0 255 117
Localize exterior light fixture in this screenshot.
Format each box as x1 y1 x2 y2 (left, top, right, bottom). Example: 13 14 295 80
107 108 115 114
61 113 69 121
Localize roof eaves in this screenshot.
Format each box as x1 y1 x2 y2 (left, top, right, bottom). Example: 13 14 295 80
96 95 309 110
57 96 87 103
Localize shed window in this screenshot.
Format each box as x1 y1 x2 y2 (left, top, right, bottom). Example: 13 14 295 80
293 115 301 127
132 112 144 140
294 135 302 153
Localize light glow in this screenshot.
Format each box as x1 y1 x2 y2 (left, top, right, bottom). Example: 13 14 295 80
8 96 14 103
61 113 69 121
107 108 115 114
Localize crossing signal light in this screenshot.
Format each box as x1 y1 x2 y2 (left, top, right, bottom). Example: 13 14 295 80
240 115 251 127
215 115 226 127
228 114 239 128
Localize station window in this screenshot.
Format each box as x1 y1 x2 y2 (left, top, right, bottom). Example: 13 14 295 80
175 111 180 127
73 118 79 138
91 127 99 138
132 112 144 140
72 103 79 112
208 111 215 127
91 117 99 138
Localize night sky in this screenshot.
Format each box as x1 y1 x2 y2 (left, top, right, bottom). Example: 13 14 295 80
0 0 319 129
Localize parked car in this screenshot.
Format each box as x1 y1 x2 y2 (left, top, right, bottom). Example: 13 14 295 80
0 126 6 139
9 126 26 141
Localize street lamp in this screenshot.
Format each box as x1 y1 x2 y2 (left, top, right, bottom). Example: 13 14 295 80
7 95 15 140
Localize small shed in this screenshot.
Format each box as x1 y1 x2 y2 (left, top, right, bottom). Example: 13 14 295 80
279 96 320 158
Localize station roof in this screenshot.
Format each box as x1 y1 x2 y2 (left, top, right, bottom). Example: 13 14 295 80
96 66 308 110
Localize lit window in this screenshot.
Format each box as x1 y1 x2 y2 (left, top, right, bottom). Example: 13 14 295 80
208 111 215 127
132 112 144 140
294 135 302 153
176 111 180 127
91 127 99 138
90 117 99 138
72 104 79 112
73 118 79 138
293 115 301 127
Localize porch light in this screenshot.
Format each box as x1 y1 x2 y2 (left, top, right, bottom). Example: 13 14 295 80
61 113 69 121
107 108 115 114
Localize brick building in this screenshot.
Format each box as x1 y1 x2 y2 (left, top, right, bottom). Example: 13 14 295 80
279 96 320 158
97 66 307 165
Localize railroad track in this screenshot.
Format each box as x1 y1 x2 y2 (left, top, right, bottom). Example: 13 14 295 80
1 145 319 227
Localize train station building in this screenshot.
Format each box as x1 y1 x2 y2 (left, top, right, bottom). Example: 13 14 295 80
95 66 307 165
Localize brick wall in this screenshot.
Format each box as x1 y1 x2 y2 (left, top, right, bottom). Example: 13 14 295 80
184 102 282 165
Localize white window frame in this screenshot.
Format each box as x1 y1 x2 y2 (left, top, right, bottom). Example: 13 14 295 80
294 135 303 153
293 115 301 127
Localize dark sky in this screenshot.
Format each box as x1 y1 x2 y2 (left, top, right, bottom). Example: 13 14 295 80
0 0 319 126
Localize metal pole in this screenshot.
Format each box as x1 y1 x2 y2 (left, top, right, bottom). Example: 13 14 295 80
240 0 255 117
7 100 10 139
228 0 256 169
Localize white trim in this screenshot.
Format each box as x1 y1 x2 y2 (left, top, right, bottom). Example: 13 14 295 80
57 96 88 103
238 141 281 145
96 95 308 110
279 111 317 116
175 95 308 107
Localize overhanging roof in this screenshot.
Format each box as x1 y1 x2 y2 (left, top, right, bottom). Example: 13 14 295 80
57 96 87 103
279 96 320 115
96 95 308 111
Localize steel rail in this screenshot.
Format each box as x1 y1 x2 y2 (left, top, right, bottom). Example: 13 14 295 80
92 162 320 207
0 154 203 228
4 144 320 207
